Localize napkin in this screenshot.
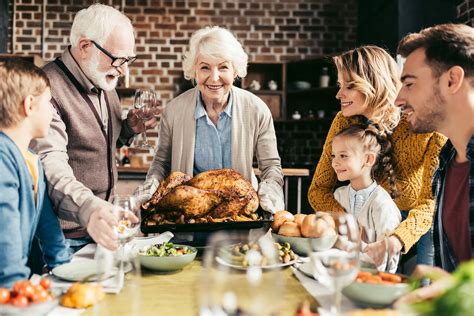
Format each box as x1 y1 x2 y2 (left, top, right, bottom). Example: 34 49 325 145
50 232 175 294
291 265 356 315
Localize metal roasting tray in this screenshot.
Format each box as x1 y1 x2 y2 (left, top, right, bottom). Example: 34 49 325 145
141 208 272 234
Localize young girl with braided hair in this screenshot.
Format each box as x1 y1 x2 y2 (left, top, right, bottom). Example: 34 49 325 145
308 45 447 268
332 123 401 272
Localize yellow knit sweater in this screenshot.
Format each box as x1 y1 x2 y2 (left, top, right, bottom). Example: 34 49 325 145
308 112 447 253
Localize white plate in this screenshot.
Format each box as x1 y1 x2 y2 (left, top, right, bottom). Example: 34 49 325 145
216 256 297 270
52 260 131 282
298 261 315 278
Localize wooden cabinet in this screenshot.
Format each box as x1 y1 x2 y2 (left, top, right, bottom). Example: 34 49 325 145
243 57 339 120
285 57 339 121
240 62 286 120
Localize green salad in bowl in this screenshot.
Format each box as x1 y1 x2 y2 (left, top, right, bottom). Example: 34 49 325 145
141 242 195 257
138 242 197 272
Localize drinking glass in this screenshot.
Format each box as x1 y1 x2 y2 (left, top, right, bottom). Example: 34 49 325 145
382 235 401 273
309 213 360 315
199 231 284 316
113 195 141 246
93 245 142 315
360 227 400 273
133 89 160 150
112 195 141 288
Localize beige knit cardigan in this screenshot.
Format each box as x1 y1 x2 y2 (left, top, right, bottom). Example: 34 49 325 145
146 86 284 190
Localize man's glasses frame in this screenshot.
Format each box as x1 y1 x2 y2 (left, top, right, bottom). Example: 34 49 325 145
91 40 137 67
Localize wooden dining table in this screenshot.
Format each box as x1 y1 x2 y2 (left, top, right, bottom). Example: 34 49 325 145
82 259 318 316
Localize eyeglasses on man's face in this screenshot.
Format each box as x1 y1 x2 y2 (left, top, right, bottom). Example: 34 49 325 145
91 40 137 67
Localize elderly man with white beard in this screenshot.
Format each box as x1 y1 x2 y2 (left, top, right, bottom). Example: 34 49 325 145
31 4 156 252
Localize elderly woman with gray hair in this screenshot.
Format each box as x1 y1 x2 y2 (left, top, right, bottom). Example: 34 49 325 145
138 26 284 213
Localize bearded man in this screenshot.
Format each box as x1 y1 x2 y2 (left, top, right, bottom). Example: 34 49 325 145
31 4 157 252
396 23 474 272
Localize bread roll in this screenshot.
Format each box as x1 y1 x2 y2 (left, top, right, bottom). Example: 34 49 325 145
271 210 295 232
301 214 316 237
319 212 336 230
301 214 333 238
278 221 301 237
60 282 105 309
294 214 307 228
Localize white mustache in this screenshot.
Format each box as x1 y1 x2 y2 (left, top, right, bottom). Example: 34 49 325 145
106 71 120 77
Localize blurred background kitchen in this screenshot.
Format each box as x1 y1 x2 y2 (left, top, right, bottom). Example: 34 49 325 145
1 0 472 211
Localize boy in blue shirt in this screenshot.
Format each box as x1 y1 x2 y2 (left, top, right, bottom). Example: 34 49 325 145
0 59 71 288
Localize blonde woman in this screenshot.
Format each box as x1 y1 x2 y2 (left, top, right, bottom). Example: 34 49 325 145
308 45 447 267
139 26 284 213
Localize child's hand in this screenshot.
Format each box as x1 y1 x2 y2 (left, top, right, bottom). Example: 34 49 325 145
363 236 402 267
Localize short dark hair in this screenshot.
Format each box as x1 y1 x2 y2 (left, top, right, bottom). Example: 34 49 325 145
398 23 474 79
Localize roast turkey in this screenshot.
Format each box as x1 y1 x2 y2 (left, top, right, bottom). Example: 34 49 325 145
143 169 260 224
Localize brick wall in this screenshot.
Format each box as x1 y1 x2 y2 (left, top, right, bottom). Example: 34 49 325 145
6 0 358 168
275 117 333 169
9 0 358 100
458 0 474 26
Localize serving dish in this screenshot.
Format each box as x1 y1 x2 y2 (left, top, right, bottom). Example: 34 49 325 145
272 232 337 255
342 269 411 307
138 244 197 272
141 208 272 234
0 278 60 316
215 256 298 270
0 298 59 316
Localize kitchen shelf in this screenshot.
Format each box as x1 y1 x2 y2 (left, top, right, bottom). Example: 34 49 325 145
246 56 340 120
249 89 284 95
287 86 338 95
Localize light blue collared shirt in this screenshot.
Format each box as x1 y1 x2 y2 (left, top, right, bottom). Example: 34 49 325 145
348 181 378 219
193 92 232 175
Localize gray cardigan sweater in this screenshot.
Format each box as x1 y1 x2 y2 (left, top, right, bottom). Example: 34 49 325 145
147 86 284 190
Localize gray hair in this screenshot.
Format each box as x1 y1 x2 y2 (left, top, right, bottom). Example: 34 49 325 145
182 26 248 80
70 3 134 47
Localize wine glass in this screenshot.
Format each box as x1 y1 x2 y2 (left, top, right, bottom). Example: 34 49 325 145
309 213 360 315
94 244 142 315
133 89 159 150
199 231 284 316
382 234 401 273
113 195 141 246
111 195 141 292
360 227 401 273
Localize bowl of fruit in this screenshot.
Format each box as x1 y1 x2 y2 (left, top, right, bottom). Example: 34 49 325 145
0 277 57 316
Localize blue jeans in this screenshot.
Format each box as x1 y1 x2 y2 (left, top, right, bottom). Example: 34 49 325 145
401 211 434 266
67 236 94 255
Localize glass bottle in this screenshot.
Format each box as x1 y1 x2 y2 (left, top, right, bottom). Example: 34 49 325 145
319 67 330 88
122 148 131 167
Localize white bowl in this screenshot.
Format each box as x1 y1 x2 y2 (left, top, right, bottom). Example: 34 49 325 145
293 81 311 89
139 244 197 272
0 295 59 316
342 269 411 307
272 232 337 255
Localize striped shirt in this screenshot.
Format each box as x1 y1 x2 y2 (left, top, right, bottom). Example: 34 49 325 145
432 136 474 271
348 181 378 219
